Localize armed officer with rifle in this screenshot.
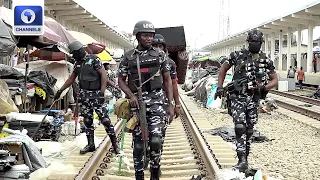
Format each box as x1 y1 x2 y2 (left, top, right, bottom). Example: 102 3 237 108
146 33 180 176
54 41 119 155
214 30 278 172
118 20 174 180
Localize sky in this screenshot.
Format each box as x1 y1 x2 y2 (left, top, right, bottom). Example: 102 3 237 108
74 0 320 49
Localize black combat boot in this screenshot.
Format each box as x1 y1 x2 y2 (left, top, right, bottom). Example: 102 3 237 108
150 168 160 180
80 130 95 154
109 134 120 154
233 152 248 172
135 171 144 180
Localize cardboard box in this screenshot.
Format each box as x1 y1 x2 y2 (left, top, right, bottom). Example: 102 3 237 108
5 143 24 165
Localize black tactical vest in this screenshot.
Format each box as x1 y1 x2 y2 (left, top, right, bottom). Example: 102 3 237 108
126 49 163 93
77 55 101 90
232 50 269 88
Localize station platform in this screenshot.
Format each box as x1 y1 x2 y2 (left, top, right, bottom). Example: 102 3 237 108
277 71 320 86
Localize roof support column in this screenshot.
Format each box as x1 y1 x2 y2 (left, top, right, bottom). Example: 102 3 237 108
278 30 283 71
297 25 302 69
307 20 314 73
264 34 269 55
287 28 292 70
270 32 276 67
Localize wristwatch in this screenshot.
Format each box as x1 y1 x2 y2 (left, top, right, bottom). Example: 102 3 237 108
175 104 181 108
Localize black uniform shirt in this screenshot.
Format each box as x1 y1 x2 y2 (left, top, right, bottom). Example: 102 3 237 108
117 47 171 104
226 50 276 76
168 57 177 79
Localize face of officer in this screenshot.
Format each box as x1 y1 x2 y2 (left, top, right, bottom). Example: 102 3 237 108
138 32 154 48
153 44 165 51
248 40 262 54
72 48 86 60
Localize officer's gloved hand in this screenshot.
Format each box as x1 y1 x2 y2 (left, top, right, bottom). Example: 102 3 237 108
129 95 139 109
258 85 266 92
214 87 224 100
54 90 62 100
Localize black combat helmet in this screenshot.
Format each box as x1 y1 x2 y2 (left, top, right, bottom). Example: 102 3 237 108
133 20 155 36
247 30 264 42
152 34 166 45
68 40 84 53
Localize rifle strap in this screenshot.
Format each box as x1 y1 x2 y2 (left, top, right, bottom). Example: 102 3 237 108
136 53 143 92
134 50 161 91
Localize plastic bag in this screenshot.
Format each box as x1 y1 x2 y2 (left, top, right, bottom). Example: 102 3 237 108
0 80 19 114
206 84 218 109
76 133 102 148
29 161 77 180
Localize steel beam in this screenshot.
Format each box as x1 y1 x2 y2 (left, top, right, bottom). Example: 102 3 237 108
291 13 320 21
46 4 79 11
63 14 93 20
54 10 86 16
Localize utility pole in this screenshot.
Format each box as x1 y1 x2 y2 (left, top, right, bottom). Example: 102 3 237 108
218 0 230 40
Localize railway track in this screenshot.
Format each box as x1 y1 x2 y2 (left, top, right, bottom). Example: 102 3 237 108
48 95 221 180
268 91 320 121
270 89 320 106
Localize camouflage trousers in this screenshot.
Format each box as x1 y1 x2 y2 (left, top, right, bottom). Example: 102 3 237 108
79 89 116 137
106 85 122 100
229 93 259 155
132 103 167 175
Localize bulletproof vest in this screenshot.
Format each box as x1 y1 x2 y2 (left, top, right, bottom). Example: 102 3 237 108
126 49 163 93
78 54 101 90
232 50 269 89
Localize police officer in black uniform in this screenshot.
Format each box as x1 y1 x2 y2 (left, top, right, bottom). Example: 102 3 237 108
54 41 119 155
118 20 174 180
152 34 181 118
215 30 278 172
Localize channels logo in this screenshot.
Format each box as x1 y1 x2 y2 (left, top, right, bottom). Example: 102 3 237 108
13 5 43 36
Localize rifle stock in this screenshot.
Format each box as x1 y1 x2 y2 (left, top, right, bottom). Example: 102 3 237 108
136 53 149 168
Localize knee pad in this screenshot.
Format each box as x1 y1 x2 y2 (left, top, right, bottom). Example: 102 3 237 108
234 124 246 136
150 136 162 151
133 142 143 156
83 118 93 128
100 118 111 127
247 128 254 137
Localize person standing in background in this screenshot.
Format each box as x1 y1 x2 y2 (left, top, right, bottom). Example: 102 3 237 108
297 67 305 89
313 55 317 73
287 66 295 79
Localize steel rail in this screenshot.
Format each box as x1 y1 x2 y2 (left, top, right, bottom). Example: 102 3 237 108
273 99 320 120
270 89 320 106
75 120 124 180
179 95 221 180
74 95 221 180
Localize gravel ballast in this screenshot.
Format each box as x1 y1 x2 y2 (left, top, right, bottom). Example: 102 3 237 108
192 98 320 180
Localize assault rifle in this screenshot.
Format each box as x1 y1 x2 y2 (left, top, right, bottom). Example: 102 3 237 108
224 75 269 100
135 55 149 168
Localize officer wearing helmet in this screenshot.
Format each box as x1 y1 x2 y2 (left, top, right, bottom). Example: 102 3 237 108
118 20 174 180
54 40 119 155
152 34 180 118
214 29 278 172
